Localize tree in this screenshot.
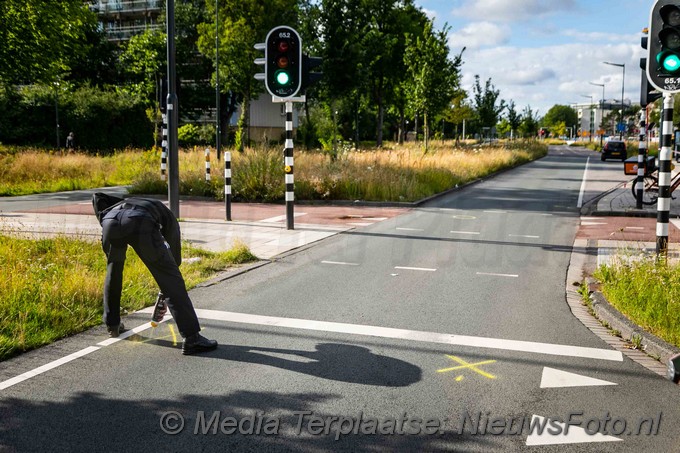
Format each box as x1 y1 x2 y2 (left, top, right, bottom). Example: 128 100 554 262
443 91 475 143
542 104 577 136
472 76 505 138
404 21 462 152
506 100 522 140
0 1 97 85
119 29 167 103
197 0 298 149
518 105 539 138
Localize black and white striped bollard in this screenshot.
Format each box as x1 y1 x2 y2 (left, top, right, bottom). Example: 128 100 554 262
656 93 674 258
205 148 211 182
161 113 167 181
284 101 294 230
636 108 647 210
224 151 232 221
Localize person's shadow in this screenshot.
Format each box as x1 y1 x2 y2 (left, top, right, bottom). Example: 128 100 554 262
211 343 422 387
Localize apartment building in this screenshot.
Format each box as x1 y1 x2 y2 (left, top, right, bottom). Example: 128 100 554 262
89 0 163 42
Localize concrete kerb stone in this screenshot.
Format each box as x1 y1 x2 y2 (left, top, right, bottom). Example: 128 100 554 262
567 239 679 379
586 282 680 365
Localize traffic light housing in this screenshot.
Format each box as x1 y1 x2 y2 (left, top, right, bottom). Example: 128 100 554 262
647 1 680 92
641 36 663 105
264 26 301 99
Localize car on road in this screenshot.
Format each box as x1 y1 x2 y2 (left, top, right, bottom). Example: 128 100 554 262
601 140 627 161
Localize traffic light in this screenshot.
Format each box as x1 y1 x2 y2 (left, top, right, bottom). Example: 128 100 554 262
641 35 662 105
264 26 301 99
647 1 680 92
301 54 323 92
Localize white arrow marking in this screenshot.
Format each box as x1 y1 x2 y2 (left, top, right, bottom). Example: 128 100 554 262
526 415 622 446
540 367 617 388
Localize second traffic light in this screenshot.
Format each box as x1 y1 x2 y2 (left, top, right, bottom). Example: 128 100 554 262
648 1 680 92
265 26 301 99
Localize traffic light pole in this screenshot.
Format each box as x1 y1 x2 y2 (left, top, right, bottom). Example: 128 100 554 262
166 0 179 218
284 101 295 230
656 93 674 258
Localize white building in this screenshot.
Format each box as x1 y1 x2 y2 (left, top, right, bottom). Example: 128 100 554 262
571 98 632 140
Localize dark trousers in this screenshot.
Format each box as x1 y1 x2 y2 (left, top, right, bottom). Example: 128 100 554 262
102 210 200 338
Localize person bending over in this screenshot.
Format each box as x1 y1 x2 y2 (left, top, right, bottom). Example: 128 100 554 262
92 193 217 355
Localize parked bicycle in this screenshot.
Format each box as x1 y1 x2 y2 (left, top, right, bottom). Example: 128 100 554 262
631 167 680 205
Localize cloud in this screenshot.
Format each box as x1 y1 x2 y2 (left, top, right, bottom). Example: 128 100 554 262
562 29 640 43
452 0 579 22
449 22 511 50
421 7 437 21
458 41 641 114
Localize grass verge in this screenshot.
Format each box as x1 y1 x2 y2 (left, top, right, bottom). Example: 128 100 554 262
594 258 680 348
0 234 257 361
1 141 547 202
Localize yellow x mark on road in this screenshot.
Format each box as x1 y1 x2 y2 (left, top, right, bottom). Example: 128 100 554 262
437 355 497 380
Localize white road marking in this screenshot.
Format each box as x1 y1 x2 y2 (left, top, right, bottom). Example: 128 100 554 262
347 222 373 226
581 222 608 226
476 272 519 278
192 309 623 361
483 210 508 214
526 415 622 446
0 346 100 391
97 321 159 346
450 230 480 235
577 157 590 208
394 266 437 272
396 227 424 231
509 234 540 239
439 208 460 211
261 213 307 223
321 260 360 266
624 226 645 230
452 215 476 220
539 367 617 388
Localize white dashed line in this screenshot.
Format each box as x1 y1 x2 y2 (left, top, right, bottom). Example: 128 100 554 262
450 230 480 235
395 266 437 272
476 272 519 278
321 260 360 266
509 234 540 239
0 346 100 391
396 227 424 231
261 213 307 223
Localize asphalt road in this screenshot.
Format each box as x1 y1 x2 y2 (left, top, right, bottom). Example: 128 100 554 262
1 146 678 452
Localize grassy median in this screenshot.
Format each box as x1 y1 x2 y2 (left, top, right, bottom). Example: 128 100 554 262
0 234 257 361
595 259 680 348
1 140 547 201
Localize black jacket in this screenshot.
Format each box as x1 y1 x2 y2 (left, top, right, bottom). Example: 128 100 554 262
92 193 182 265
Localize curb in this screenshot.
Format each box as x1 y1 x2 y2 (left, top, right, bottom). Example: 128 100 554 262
586 280 680 366
566 239 675 379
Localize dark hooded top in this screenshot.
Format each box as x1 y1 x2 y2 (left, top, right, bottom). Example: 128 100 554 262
92 193 182 265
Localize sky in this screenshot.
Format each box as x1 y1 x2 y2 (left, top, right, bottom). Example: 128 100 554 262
415 0 652 118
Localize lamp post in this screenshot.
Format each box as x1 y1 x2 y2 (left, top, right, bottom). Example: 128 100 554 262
215 0 221 161
603 61 625 139
581 95 594 142
589 82 605 146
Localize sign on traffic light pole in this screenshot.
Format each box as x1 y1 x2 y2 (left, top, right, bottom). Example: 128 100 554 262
647 1 680 258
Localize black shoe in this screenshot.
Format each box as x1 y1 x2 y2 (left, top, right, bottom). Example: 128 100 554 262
182 333 218 355
107 323 126 338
